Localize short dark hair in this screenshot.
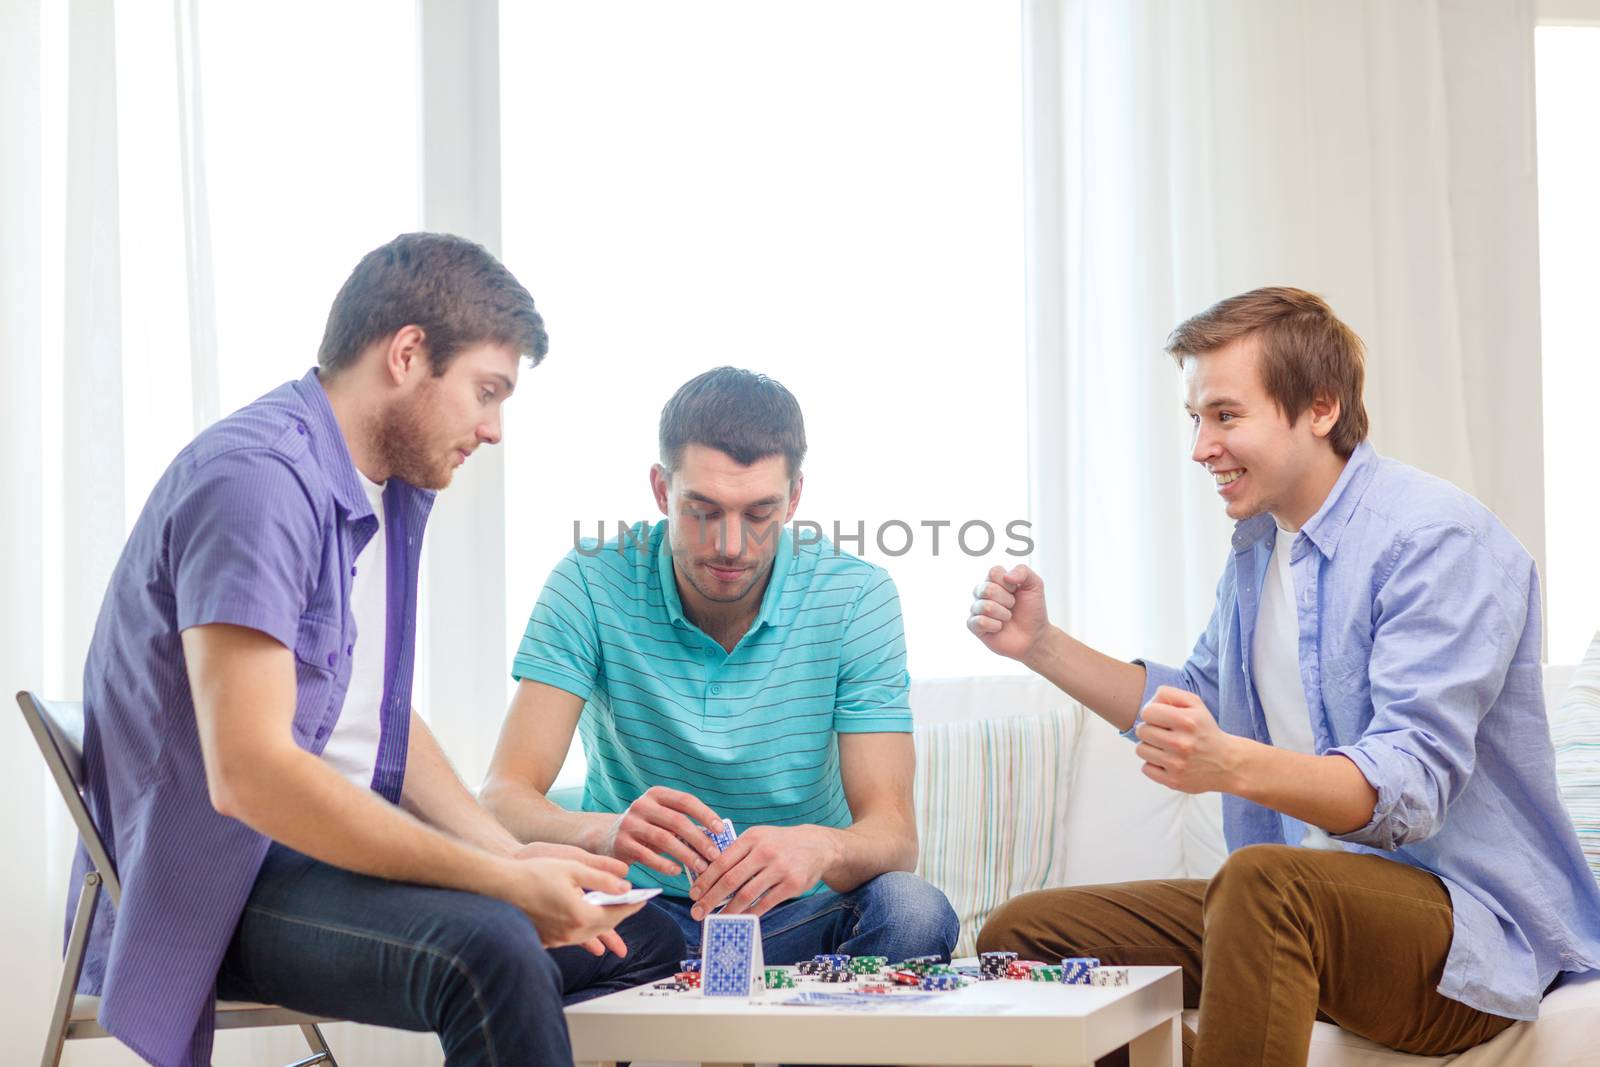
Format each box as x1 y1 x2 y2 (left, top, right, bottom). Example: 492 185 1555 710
317 232 548 377
659 367 807 480
1165 286 1370 457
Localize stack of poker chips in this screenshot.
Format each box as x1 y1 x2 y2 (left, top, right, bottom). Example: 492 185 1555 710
889 969 923 986
895 955 944 976
1060 957 1100 985
1004 959 1044 980
979 951 1017 980
673 970 702 990
1090 966 1131 987
920 973 965 991
679 958 703 974
1030 965 1064 982
764 967 796 990
817 968 855 983
849 955 889 975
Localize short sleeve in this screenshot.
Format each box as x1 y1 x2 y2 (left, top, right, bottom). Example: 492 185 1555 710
833 570 912 733
168 449 322 649
512 552 603 701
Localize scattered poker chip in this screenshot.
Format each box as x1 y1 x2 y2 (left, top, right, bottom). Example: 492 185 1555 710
920 973 964 991
857 982 894 995
651 980 679 990
890 969 922 986
679 958 703 973
1090 966 1131 987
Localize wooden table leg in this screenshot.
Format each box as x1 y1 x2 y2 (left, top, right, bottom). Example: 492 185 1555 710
1126 1014 1181 1067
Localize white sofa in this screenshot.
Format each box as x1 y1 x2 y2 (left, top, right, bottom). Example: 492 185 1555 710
907 670 1600 1066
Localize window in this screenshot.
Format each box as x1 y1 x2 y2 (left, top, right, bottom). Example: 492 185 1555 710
199 1 421 417
499 3 1028 695
1535 21 1600 662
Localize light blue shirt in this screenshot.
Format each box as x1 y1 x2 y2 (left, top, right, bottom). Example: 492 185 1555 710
1133 441 1600 1019
513 520 912 899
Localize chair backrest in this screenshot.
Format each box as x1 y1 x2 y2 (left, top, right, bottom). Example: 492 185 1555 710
15 691 123 905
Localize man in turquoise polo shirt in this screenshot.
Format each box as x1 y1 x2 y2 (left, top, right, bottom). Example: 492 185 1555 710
483 366 958 964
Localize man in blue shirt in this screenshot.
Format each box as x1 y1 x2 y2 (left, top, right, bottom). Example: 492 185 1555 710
483 367 958 965
970 287 1600 1066
74 233 682 1067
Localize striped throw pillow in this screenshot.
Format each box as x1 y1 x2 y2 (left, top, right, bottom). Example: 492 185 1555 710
913 705 1082 957
1553 631 1600 888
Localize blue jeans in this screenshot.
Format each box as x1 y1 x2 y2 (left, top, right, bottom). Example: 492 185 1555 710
215 844 685 1066
652 870 959 964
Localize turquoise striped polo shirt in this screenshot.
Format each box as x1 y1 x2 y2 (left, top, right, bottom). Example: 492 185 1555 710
512 519 911 899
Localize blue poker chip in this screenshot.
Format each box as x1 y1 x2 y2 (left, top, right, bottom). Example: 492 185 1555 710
1061 956 1100 969
813 954 850 967
680 958 703 973
920 974 963 991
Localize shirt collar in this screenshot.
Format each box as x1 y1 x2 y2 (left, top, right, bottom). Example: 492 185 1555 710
656 522 795 635
1298 440 1379 559
291 367 436 520
1230 440 1379 559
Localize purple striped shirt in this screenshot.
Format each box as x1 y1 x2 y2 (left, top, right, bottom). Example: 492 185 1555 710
71 369 434 1066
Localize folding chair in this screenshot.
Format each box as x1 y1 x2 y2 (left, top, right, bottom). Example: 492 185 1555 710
16 691 339 1067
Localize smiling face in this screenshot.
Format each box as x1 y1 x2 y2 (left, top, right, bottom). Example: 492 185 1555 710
1182 334 1345 530
375 341 520 490
652 444 803 612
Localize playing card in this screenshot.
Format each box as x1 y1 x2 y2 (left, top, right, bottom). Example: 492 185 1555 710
582 887 663 906
701 912 763 997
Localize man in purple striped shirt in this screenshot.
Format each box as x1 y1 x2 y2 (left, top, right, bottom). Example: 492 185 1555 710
73 233 684 1066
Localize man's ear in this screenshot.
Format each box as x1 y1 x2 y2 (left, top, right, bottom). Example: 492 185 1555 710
649 464 671 516
1307 391 1342 442
785 471 804 523
383 325 428 387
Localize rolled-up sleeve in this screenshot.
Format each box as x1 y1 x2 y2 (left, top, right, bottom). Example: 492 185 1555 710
1327 523 1526 851
512 552 603 701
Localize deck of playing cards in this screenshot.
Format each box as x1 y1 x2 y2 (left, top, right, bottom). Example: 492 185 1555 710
701 912 763 997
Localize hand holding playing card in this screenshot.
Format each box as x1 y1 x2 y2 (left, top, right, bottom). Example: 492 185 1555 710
689 824 839 920
598 785 725 878
512 841 636 958
502 855 646 956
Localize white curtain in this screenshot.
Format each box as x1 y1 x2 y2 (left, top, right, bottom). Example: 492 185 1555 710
1024 0 1546 664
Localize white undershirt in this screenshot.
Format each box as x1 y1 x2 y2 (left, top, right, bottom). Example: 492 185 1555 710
320 474 386 791
1252 523 1339 850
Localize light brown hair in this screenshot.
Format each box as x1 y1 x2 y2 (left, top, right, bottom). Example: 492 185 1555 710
1165 286 1369 457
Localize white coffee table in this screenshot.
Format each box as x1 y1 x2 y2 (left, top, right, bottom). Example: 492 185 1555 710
566 964 1182 1066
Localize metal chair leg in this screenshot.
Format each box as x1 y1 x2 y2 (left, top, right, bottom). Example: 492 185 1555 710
298 1022 336 1065
41 872 101 1067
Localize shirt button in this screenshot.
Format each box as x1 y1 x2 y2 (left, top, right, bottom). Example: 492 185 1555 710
710 684 723 695
296 422 307 435
350 565 358 577
326 652 337 668
314 725 329 740
346 644 353 656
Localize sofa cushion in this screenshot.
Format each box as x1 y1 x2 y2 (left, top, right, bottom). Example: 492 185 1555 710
1552 631 1600 888
912 701 1082 957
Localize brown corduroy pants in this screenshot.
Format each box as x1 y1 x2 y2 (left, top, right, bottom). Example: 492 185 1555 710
976 844 1517 1067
